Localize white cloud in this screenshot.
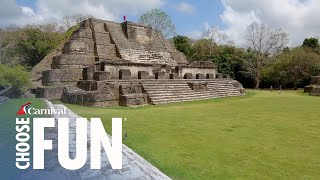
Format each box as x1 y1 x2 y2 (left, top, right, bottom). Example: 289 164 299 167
220 0 320 46
0 0 164 26
176 2 196 14
185 30 202 39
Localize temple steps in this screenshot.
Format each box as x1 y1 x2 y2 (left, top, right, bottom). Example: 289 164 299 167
141 80 241 105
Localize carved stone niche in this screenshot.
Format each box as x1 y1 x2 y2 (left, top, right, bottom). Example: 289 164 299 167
138 71 149 79
170 73 179 79
184 73 193 79
196 73 205 79
206 73 214 79
188 82 208 91
119 69 131 80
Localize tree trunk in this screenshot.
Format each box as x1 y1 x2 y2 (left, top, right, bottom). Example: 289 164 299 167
255 77 260 89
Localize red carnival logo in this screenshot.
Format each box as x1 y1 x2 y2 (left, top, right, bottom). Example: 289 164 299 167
17 102 32 115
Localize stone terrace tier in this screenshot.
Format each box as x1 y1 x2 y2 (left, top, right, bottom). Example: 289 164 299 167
61 79 244 107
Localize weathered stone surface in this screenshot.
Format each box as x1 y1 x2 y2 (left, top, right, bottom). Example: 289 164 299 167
188 61 215 68
93 71 110 81
217 73 224 79
120 84 144 95
184 73 193 79
310 86 320 96
62 39 95 54
62 83 119 106
36 86 64 100
138 71 149 79
94 32 111 45
310 76 320 85
119 94 148 106
155 72 166 79
42 69 82 85
169 51 188 65
170 73 179 79
206 73 214 79
96 44 117 58
304 85 314 93
119 84 148 106
232 80 245 95
188 82 208 91
52 54 95 69
91 21 106 33
77 80 98 91
71 28 93 40
119 69 131 79
196 73 205 79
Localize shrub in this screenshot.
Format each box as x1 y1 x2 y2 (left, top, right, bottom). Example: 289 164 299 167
0 64 31 92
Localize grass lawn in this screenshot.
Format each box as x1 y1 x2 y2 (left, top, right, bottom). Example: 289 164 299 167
65 90 320 180
0 98 46 179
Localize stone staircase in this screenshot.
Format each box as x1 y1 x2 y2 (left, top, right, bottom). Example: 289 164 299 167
207 81 241 97
105 21 177 65
141 80 242 105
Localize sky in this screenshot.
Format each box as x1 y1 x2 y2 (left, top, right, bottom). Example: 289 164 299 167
1 0 320 47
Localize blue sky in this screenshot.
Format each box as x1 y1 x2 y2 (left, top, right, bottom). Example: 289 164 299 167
2 0 320 46
14 0 225 38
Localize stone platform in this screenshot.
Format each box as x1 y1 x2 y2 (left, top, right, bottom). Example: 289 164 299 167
304 76 320 96
35 18 244 106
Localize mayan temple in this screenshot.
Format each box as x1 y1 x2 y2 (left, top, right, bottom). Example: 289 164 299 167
35 18 245 106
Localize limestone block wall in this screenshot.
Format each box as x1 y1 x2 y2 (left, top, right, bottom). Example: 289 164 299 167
181 67 216 79
119 49 177 65
105 64 168 79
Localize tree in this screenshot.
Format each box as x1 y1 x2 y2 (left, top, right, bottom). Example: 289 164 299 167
202 25 227 45
262 47 320 89
17 27 63 67
303 37 319 49
173 35 192 58
139 9 176 38
245 22 289 88
190 39 220 60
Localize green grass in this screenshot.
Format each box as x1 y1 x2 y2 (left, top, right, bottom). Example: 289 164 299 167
65 90 320 180
0 98 46 179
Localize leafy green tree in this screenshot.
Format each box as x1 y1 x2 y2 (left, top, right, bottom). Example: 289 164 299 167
17 28 62 67
262 47 320 89
190 39 220 60
302 37 319 49
173 35 192 58
0 24 78 68
139 9 176 38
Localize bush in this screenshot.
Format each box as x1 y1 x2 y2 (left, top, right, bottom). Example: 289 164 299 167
0 64 31 92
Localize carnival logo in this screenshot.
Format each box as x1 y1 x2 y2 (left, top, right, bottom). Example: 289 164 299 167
16 102 66 115
17 102 31 115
